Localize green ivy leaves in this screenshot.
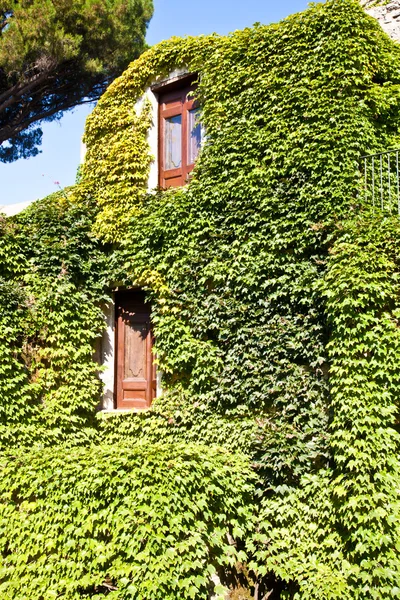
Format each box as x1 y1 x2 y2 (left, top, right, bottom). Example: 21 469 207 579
2 0 400 597
0 443 254 600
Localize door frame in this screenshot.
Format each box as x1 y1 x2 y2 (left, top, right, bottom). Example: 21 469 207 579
113 289 156 410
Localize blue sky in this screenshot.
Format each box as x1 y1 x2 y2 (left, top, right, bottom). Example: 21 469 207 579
0 0 311 207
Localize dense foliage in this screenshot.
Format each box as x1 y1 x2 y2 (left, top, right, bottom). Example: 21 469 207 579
1 0 400 597
0 443 254 599
0 0 153 162
0 192 108 446
249 213 400 599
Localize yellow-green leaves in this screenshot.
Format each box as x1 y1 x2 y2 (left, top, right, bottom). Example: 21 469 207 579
322 213 400 598
3 1 400 597
0 443 255 600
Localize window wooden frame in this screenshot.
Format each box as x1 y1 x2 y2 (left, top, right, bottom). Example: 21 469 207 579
157 75 200 188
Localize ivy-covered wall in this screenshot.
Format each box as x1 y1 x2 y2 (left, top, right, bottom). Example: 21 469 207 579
1 0 400 598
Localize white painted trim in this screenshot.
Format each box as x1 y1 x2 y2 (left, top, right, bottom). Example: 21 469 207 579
98 301 115 411
1 200 33 216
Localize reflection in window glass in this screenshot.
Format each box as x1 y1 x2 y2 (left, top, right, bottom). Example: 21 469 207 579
188 108 201 164
165 115 182 170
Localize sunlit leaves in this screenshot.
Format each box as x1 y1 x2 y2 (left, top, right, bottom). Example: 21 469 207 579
0 443 254 600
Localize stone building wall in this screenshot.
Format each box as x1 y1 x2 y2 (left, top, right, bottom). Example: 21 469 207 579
361 0 400 42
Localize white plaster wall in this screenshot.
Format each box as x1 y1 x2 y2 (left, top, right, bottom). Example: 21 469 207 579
1 200 33 216
99 301 115 411
141 89 159 190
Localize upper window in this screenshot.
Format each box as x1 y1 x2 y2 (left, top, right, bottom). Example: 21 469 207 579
158 77 201 188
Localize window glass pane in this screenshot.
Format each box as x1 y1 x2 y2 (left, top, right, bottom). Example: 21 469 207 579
188 108 201 164
165 115 182 170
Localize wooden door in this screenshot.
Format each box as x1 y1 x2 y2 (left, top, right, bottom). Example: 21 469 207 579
115 290 156 409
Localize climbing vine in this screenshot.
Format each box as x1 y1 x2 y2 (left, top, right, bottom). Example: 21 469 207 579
0 443 255 600
1 0 400 597
0 190 109 446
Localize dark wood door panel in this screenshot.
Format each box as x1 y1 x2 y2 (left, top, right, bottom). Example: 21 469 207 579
115 291 156 410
